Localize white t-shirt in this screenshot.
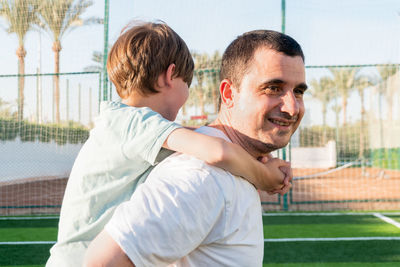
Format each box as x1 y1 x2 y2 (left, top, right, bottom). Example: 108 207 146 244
47 101 180 267
106 126 264 267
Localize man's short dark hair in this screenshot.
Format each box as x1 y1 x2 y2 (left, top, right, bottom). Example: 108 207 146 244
220 30 305 88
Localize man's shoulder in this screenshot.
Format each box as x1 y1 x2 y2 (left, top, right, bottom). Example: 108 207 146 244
150 152 228 183
148 126 249 192
148 151 257 202
147 125 257 197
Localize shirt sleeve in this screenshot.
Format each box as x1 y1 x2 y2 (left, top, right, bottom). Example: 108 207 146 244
122 107 181 165
105 160 227 267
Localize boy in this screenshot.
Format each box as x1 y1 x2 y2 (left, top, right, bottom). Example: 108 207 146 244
46 21 291 267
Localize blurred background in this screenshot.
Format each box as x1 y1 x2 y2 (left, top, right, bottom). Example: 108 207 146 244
0 0 399 214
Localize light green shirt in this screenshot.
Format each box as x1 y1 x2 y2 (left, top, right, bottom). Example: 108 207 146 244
46 101 180 267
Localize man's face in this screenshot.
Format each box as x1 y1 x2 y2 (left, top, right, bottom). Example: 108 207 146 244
230 47 307 154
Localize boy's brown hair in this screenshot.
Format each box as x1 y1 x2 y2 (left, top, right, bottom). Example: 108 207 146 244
107 21 194 99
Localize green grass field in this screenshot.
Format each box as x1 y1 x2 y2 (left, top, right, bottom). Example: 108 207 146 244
0 213 399 266
262 213 400 266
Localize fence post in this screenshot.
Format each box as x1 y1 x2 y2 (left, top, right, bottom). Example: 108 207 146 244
66 79 69 122
78 83 81 123
103 0 110 101
282 146 289 211
90 87 93 126
98 73 102 112
281 0 289 212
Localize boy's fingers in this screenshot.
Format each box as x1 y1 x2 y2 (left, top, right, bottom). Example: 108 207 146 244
257 157 293 192
281 160 291 168
267 181 292 195
283 177 289 186
279 165 293 183
265 153 273 160
278 183 292 195
257 154 276 164
258 156 269 164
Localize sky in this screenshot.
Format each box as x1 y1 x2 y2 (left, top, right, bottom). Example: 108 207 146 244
0 0 399 125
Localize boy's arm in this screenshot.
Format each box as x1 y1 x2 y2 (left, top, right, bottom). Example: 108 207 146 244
84 230 135 267
163 128 291 193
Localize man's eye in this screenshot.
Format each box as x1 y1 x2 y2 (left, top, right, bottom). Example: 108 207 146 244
294 88 305 96
264 86 280 92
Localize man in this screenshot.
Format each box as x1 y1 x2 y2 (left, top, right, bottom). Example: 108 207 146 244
84 29 307 267
47 22 289 267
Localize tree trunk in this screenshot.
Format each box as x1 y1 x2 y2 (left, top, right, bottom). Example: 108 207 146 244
197 73 205 115
211 72 219 114
16 45 26 121
322 104 327 145
197 89 205 116
342 96 347 126
53 40 62 123
359 91 365 159
181 103 187 125
387 96 393 122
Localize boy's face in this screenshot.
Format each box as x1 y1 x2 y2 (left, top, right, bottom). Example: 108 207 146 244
167 77 189 121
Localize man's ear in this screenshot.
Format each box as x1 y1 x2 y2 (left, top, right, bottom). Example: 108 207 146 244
220 79 234 108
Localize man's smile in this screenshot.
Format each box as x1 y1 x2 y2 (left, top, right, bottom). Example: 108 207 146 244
267 114 298 129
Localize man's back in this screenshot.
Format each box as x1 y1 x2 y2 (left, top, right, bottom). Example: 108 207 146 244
106 127 264 266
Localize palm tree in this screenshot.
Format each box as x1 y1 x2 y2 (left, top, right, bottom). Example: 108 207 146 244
377 65 398 121
36 0 100 123
0 97 14 118
190 51 222 117
0 0 40 121
355 74 376 159
328 67 360 126
83 50 103 72
191 52 209 116
207 51 221 114
309 76 333 144
374 65 398 165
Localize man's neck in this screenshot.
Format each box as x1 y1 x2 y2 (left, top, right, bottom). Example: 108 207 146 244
208 114 266 159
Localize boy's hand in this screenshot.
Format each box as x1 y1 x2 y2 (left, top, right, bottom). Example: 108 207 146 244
268 165 292 195
203 140 293 194
258 156 293 195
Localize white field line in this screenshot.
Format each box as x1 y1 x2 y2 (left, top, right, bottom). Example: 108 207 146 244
0 241 56 245
264 237 400 242
262 212 400 216
373 213 400 229
294 161 357 180
0 216 59 220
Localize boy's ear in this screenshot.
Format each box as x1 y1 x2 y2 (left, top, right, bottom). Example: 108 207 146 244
165 63 176 88
220 79 234 108
156 63 175 90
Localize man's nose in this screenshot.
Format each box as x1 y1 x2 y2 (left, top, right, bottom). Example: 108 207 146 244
281 90 299 117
